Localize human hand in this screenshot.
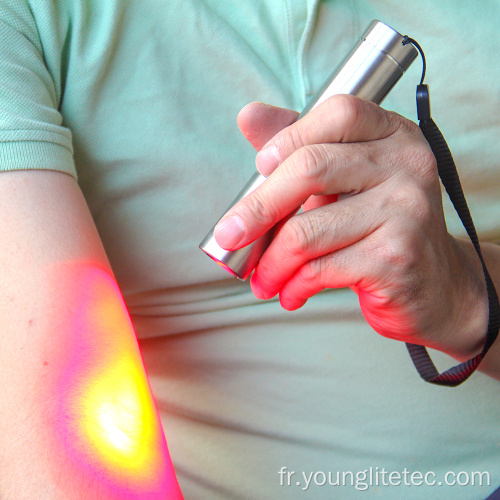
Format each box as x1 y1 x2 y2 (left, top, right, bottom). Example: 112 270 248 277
214 96 488 358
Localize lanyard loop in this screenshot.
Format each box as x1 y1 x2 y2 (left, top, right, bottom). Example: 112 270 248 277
400 37 500 386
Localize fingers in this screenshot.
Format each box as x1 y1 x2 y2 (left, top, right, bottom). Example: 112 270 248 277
255 95 411 176
250 189 386 300
275 240 374 311
213 140 391 250
215 96 442 327
237 102 299 151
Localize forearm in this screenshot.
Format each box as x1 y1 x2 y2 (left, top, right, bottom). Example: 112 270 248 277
1 266 181 499
441 237 500 380
0 171 182 499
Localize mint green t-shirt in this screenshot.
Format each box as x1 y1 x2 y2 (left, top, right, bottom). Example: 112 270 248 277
1 1 499 498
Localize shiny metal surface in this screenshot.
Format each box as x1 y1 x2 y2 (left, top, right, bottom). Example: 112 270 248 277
200 20 418 280
199 172 268 280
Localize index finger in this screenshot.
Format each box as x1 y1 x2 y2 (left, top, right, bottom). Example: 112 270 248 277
213 139 388 251
255 94 404 176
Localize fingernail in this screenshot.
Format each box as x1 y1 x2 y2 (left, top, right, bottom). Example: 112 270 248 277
256 144 281 176
214 215 246 249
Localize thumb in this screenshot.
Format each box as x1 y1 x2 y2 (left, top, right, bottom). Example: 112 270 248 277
237 102 299 151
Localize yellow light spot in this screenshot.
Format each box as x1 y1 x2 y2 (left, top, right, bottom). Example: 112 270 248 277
78 356 157 474
46 263 183 498
62 266 166 483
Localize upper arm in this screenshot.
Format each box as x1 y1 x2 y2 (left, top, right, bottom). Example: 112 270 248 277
0 170 182 499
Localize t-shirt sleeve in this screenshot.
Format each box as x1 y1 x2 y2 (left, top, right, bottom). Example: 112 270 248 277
0 2 76 179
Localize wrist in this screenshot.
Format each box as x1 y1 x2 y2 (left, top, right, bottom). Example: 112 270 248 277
437 236 489 361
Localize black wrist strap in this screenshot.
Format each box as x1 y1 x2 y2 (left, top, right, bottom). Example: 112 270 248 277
402 38 500 387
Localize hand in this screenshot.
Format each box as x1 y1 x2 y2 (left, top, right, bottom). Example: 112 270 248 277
214 96 488 358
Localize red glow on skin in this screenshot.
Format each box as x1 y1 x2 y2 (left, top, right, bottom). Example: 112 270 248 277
50 263 182 498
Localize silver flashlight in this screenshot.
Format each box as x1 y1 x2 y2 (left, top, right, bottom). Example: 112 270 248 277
200 20 418 280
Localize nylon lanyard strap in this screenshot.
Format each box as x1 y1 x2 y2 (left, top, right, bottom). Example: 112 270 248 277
401 37 500 386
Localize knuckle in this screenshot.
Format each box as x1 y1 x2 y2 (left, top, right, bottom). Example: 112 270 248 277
390 183 433 223
276 124 306 157
328 94 363 138
390 111 419 135
245 190 279 226
292 144 328 186
280 217 313 258
377 235 418 274
297 257 324 285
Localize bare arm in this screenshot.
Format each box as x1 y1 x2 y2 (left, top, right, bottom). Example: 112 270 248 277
0 170 183 499
453 238 500 380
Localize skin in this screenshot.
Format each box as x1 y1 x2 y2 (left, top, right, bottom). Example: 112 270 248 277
214 96 500 379
0 171 183 499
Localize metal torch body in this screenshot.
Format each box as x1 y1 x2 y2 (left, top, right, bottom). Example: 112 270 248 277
200 20 418 280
